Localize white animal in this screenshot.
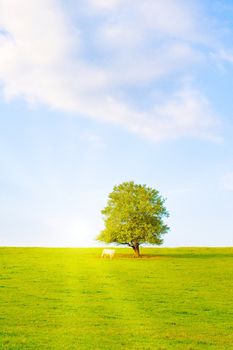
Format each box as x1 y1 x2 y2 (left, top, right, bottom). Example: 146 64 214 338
101 249 115 259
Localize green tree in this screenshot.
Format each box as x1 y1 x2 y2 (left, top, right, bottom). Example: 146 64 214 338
97 181 169 257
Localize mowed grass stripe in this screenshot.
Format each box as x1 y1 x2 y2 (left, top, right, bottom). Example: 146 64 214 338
0 247 233 349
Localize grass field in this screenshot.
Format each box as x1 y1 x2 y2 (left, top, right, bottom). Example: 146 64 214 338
0 247 233 350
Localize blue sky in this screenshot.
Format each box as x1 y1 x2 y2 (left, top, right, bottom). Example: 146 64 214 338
0 0 233 247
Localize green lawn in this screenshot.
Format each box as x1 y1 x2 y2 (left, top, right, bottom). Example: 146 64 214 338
0 247 233 349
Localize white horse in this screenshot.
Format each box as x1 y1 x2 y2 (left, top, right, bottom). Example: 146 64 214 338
101 249 115 259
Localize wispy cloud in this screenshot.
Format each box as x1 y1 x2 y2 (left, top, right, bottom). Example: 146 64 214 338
0 0 225 141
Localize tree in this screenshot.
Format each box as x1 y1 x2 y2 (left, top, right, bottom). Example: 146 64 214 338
96 181 169 257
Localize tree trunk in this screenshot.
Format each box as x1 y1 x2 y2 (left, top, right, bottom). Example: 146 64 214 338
133 244 140 258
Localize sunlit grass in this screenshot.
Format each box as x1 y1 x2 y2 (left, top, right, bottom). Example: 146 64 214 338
0 247 233 349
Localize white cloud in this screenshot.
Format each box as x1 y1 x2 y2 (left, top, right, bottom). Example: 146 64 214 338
88 0 122 9
0 0 221 141
91 0 203 48
149 88 220 141
137 0 199 40
212 49 233 66
107 42 204 85
151 90 216 140
81 131 105 150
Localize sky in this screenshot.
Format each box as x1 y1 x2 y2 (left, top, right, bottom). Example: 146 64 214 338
0 0 233 247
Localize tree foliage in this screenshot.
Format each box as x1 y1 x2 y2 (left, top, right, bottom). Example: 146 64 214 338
97 181 169 257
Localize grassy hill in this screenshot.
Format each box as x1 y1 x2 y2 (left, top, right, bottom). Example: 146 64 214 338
0 247 233 349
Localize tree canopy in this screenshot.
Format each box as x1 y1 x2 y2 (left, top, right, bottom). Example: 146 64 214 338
96 181 169 257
